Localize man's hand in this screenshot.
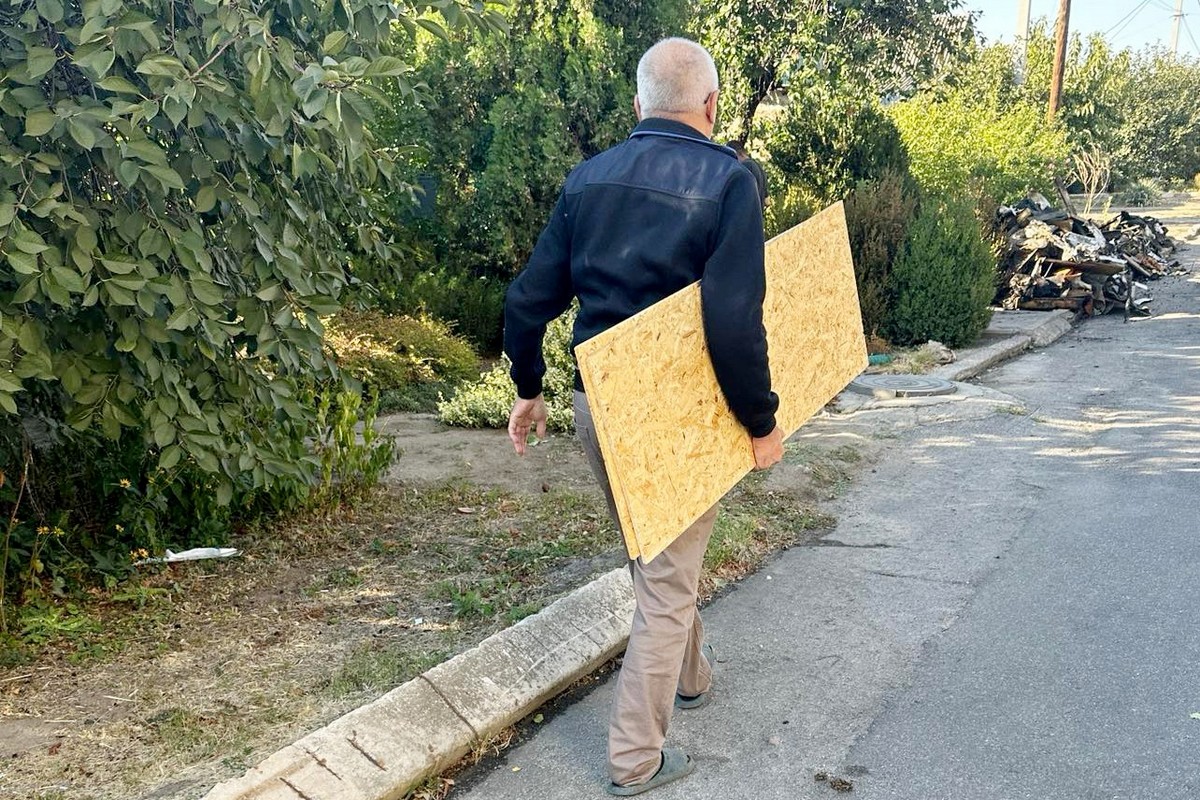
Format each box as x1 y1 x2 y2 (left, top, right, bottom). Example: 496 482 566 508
508 395 549 456
751 426 784 471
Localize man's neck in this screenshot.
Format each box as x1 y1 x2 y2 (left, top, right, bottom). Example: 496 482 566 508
642 111 713 139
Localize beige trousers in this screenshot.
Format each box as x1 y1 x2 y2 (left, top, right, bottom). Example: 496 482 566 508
574 391 716 786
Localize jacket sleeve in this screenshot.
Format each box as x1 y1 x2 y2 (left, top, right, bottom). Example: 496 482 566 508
504 191 574 399
700 168 779 438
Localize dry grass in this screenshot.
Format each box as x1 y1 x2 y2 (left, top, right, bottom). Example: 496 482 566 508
0 482 620 800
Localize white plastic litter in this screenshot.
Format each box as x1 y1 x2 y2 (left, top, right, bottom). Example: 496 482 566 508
135 547 241 565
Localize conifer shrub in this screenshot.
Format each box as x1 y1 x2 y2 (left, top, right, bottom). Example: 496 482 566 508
844 171 919 339
884 194 996 348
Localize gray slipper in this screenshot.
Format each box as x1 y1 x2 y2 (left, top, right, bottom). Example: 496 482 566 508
674 643 716 710
606 748 696 796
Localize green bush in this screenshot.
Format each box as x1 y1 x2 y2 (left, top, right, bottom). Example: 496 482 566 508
763 179 822 240
844 171 919 339
1115 178 1163 208
0 0 495 616
326 310 479 413
762 95 910 205
390 268 508 353
1 384 392 616
438 308 577 432
889 93 1067 203
885 194 996 348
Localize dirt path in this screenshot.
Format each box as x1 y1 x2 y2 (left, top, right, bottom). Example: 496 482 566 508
378 414 598 495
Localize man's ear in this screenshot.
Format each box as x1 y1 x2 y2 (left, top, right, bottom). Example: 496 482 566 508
633 95 643 121
706 90 719 124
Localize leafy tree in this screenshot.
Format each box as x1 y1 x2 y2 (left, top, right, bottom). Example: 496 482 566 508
698 0 975 137
889 91 1067 203
947 25 1200 187
1109 51 1200 185
762 92 910 205
0 0 501 596
372 0 686 349
0 0 501 470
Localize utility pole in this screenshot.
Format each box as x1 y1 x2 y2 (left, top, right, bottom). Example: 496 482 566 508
1048 0 1071 120
1170 0 1183 57
1015 0 1032 85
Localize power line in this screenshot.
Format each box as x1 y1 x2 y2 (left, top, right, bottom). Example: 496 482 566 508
1105 0 1155 37
1183 16 1200 54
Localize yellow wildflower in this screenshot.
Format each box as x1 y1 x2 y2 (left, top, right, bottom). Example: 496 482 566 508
118 479 132 489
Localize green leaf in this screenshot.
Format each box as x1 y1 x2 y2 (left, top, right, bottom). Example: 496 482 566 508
323 31 350 56
13 230 49 254
61 365 82 394
163 97 187 127
104 282 136 306
36 0 64 23
194 185 216 213
159 443 183 471
364 56 410 78
191 280 225 306
415 18 449 39
73 44 115 79
153 421 175 447
109 275 147 291
25 109 56 137
143 165 185 190
12 278 40 304
125 138 167 165
17 320 43 353
101 258 139 274
26 47 58 79
98 76 141 94
254 283 282 301
0 393 16 415
7 250 39 275
68 118 99 150
136 54 184 77
50 265 87 293
166 306 196 330
0 373 24 393
216 480 233 506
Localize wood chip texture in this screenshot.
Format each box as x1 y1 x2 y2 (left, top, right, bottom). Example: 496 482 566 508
575 203 866 562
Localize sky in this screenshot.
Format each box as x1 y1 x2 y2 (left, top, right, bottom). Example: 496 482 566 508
964 0 1200 57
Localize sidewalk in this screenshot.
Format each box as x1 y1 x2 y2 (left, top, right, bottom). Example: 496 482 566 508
203 309 1076 800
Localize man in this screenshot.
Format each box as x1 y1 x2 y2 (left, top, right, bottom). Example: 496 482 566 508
504 38 783 796
725 139 769 210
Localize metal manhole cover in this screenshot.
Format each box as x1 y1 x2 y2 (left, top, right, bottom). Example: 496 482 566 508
848 374 958 397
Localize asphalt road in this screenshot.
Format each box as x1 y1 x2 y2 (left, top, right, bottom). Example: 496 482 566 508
455 253 1200 800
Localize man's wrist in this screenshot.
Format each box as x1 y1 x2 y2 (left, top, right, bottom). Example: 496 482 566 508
515 379 544 401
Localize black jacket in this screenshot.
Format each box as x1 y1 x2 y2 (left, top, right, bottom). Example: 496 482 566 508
503 117 778 438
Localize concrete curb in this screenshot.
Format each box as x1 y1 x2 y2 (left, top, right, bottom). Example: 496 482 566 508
929 310 1073 383
203 568 635 800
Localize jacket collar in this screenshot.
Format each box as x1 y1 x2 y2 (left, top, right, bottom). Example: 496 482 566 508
629 118 738 158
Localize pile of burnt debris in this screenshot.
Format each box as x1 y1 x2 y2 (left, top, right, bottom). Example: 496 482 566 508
994 194 1183 316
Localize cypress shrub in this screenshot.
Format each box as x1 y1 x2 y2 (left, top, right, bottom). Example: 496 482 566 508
885 194 996 348
844 171 919 339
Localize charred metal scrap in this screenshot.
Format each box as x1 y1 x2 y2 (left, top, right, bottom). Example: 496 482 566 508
993 194 1183 316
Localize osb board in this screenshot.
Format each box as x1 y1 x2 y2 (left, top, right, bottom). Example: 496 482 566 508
575 202 866 562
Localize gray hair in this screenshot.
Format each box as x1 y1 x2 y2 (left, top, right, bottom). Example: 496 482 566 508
636 38 719 117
